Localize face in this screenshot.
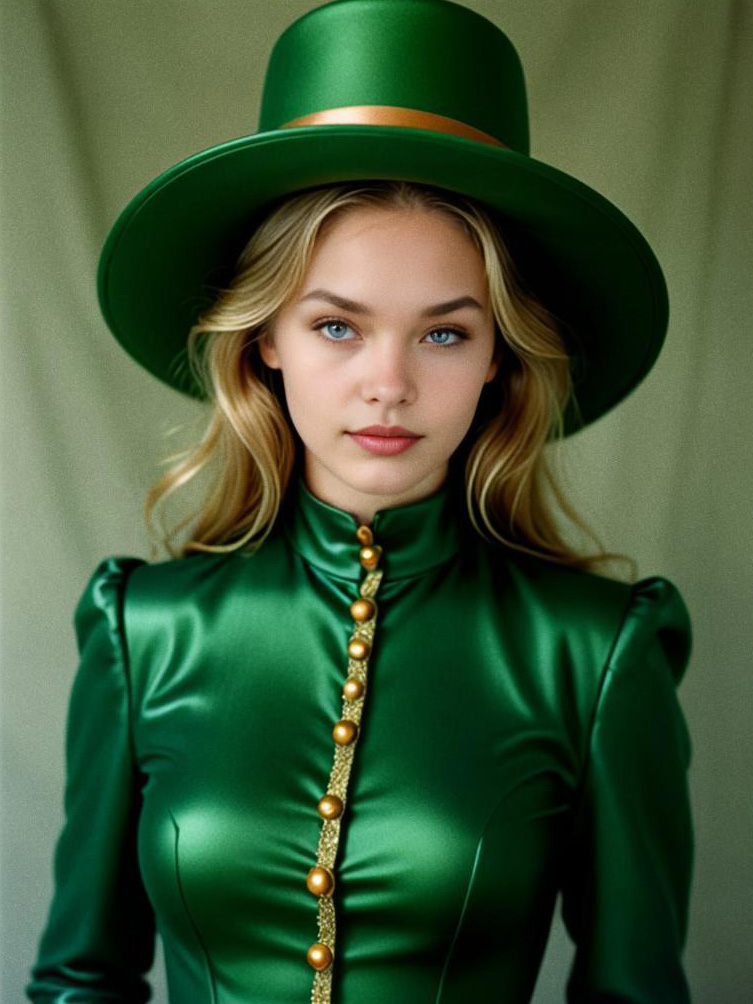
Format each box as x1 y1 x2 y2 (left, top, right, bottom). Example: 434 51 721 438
258 205 500 524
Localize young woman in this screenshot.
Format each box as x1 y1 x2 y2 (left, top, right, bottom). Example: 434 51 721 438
27 3 694 1003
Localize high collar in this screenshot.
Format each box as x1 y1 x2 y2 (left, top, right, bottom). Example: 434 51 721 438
280 474 465 582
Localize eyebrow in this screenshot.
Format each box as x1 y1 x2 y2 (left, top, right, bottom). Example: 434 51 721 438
298 288 485 317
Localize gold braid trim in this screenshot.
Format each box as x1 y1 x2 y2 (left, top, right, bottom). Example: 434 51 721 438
308 535 384 1004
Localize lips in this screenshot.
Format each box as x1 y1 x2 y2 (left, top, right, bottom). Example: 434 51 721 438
351 425 420 437
348 431 421 455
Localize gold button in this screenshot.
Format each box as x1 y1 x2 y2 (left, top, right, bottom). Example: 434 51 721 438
343 676 364 701
356 525 373 545
317 793 344 819
333 719 358 745
347 635 371 660
359 545 382 570
350 597 376 622
307 941 333 971
306 865 335 896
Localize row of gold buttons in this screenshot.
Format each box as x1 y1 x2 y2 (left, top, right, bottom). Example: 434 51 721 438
307 524 384 1004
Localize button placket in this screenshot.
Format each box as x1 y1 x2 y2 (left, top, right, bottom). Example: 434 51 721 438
306 524 384 1003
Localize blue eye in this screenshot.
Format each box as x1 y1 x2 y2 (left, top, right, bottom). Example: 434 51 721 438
312 318 468 347
426 329 464 345
318 319 353 341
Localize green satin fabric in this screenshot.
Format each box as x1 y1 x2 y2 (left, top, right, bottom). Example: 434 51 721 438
27 474 694 1003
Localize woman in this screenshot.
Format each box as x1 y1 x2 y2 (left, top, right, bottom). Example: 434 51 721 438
26 2 694 1003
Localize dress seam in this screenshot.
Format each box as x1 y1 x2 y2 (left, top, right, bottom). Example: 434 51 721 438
434 771 574 1003
433 788 517 1004
169 809 219 1004
571 583 638 803
113 560 143 775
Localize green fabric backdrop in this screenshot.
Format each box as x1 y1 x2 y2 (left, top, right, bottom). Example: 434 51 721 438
2 1 751 1001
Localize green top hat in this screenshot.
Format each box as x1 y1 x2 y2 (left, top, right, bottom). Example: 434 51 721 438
97 0 669 436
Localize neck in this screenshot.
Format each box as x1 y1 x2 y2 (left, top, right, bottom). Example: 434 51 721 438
280 471 468 582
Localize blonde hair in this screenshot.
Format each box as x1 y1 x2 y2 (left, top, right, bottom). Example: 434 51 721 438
145 179 636 580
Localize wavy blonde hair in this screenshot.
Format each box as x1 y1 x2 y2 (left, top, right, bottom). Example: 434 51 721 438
145 179 636 580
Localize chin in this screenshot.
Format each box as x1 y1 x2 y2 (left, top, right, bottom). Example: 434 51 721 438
350 463 430 494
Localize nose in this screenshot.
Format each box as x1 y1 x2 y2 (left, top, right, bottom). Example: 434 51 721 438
360 340 416 406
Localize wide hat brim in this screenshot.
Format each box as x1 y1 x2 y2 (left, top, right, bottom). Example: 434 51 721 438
97 122 668 436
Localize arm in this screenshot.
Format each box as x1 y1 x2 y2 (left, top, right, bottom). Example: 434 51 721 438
561 576 694 1004
26 556 156 1003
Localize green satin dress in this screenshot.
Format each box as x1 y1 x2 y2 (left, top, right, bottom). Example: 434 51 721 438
26 473 694 1004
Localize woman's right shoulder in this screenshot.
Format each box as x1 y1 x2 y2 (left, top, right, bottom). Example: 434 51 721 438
78 550 238 619
75 551 252 667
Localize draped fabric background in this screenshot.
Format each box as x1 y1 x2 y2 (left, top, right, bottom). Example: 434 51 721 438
2 1 751 1001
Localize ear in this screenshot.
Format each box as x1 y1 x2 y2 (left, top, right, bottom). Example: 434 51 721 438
485 341 502 383
258 331 281 370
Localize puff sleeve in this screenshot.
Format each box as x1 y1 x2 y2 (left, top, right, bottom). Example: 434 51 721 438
26 557 156 1003
561 576 694 1004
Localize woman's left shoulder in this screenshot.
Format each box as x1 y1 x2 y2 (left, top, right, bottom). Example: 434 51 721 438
499 551 692 676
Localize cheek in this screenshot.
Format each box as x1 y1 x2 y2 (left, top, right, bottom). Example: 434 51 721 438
282 361 341 429
427 368 488 416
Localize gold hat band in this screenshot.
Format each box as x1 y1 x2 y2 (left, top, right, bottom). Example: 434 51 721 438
280 104 508 149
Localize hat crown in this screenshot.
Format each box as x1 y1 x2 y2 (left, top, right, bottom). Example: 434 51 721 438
258 0 529 154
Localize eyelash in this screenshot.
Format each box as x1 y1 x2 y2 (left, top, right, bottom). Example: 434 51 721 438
312 316 469 348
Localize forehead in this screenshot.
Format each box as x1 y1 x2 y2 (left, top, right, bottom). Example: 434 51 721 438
303 206 489 299
316 204 477 250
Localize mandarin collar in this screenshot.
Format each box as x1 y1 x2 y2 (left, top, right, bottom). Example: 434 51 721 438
280 474 464 582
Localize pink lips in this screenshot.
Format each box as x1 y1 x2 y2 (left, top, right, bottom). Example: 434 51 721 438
349 433 421 455
353 424 419 437
348 425 422 456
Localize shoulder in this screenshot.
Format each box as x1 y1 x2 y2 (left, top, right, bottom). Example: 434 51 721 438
501 549 632 618
73 555 148 642
485 547 631 649
80 529 295 643
105 542 294 632
78 551 223 599
124 550 229 595
489 548 692 684
75 551 238 633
